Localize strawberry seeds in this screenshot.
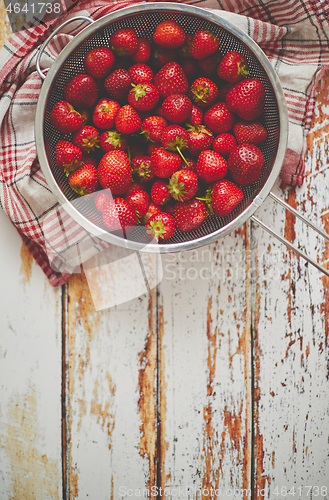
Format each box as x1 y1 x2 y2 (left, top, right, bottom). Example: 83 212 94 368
49 20 268 241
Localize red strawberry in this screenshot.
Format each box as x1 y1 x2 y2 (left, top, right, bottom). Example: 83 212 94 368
80 155 98 169
189 105 203 126
128 63 153 84
100 130 127 153
50 101 83 134
141 115 168 143
228 143 264 185
191 30 220 60
198 52 222 76
161 125 189 166
161 125 189 151
94 190 113 213
233 120 268 145
151 180 171 206
128 83 159 111
103 198 138 233
146 212 175 241
204 103 235 135
226 78 265 121
154 62 188 98
151 147 181 178
174 199 208 232
126 189 150 218
153 20 186 49
98 150 132 194
151 46 176 68
217 51 249 83
84 47 115 79
104 69 132 101
213 133 237 158
197 150 228 183
115 105 142 134
190 77 219 108
187 124 213 157
131 38 152 63
55 140 82 174
68 163 98 195
92 98 120 129
210 180 244 216
142 202 162 224
63 74 98 108
168 170 198 202
131 156 155 183
161 94 192 124
110 28 138 57
72 125 100 154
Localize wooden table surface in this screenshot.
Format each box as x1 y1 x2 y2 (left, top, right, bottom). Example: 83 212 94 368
1 6 329 500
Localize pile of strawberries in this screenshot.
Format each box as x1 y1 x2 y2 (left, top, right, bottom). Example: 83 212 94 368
50 19 268 242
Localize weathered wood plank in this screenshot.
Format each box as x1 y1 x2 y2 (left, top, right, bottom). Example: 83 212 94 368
65 246 158 499
0 9 62 499
251 71 329 497
158 227 252 498
0 209 63 499
0 2 12 48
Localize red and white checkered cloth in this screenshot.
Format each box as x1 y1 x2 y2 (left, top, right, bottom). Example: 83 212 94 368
1 0 329 286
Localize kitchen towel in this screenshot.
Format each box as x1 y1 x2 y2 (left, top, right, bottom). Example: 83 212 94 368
0 0 329 286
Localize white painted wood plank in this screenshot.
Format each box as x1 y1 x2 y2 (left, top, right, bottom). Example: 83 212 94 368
66 246 158 499
0 209 63 499
158 228 252 497
251 74 329 495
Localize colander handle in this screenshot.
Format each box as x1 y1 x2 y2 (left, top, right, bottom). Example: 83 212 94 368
251 191 329 277
36 16 95 80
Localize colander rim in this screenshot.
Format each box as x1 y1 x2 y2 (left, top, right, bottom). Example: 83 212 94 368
35 2 288 253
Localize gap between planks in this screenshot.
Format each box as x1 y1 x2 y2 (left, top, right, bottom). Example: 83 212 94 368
62 282 70 500
60 238 256 499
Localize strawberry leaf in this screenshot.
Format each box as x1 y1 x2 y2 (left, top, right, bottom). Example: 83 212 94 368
147 219 167 242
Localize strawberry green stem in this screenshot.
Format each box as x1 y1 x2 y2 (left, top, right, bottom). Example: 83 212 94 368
196 191 214 214
176 146 189 167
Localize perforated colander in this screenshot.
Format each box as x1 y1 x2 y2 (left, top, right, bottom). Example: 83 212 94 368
35 3 329 275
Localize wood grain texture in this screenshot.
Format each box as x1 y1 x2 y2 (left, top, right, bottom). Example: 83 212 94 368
158 227 252 499
65 246 158 499
0 209 63 499
2 0 329 495
2 0 29 33
251 71 329 498
0 6 62 499
0 1 12 48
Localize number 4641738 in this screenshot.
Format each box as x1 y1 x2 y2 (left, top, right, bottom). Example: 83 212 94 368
272 486 327 497
6 3 61 14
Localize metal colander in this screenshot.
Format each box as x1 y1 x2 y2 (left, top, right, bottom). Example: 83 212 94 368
35 2 288 254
